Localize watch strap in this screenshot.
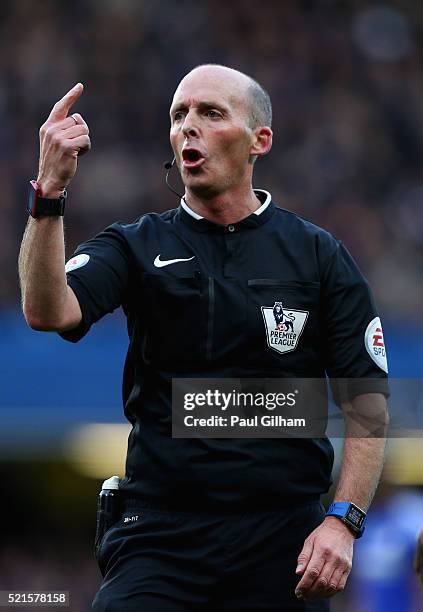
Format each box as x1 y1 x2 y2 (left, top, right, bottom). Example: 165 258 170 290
28 180 67 218
326 501 367 538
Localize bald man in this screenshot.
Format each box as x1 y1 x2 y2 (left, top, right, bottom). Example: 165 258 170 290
20 65 389 611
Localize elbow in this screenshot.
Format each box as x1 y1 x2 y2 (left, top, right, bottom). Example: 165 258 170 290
27 320 58 332
22 303 61 332
24 314 56 332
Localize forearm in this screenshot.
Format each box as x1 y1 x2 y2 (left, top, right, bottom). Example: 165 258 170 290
20 84 90 331
19 215 69 329
333 393 388 510
333 436 386 510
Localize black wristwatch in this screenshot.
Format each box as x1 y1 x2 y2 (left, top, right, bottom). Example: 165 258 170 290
27 180 67 218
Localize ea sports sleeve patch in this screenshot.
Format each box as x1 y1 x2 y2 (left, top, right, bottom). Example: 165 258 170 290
364 316 388 373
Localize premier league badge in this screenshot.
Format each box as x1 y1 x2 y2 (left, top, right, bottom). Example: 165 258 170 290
261 302 308 354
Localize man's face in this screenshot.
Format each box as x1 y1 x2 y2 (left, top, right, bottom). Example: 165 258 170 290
169 67 256 198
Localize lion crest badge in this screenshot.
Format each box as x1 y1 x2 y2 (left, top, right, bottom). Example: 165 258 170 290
261 302 309 354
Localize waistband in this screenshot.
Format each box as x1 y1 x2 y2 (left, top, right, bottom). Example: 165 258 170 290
120 495 321 516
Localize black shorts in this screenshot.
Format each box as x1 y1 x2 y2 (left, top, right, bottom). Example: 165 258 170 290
92 499 329 611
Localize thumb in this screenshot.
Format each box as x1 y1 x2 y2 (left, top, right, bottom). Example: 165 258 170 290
296 538 314 575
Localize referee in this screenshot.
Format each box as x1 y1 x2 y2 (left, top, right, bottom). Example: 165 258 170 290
19 65 389 611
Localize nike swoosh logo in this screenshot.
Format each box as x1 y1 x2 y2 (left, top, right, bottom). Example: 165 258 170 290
154 255 195 268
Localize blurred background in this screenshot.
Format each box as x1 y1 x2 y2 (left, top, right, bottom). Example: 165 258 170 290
1 0 423 609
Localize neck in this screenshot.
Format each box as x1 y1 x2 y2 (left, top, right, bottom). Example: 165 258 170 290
184 184 261 225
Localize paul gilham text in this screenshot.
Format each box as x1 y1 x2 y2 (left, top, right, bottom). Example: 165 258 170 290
183 415 306 428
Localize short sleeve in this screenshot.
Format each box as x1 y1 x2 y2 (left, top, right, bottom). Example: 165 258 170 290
59 223 130 343
320 241 389 402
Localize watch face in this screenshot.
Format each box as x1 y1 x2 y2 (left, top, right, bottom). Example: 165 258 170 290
346 503 366 529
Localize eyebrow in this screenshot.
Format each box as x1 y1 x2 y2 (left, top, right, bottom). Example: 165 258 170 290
170 100 230 116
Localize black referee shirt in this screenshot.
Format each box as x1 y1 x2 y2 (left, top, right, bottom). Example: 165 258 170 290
61 190 388 509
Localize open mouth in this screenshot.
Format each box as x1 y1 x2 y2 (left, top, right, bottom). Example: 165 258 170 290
181 148 206 169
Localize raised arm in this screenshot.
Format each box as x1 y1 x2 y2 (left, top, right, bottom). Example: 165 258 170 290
19 83 90 331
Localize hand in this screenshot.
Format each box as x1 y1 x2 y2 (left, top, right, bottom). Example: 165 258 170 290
295 516 354 601
414 527 423 584
37 83 91 197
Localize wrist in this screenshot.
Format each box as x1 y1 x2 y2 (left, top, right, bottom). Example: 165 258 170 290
325 501 367 538
36 178 65 199
28 180 67 218
323 515 356 538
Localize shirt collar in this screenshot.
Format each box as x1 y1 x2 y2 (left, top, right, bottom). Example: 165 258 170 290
180 189 272 220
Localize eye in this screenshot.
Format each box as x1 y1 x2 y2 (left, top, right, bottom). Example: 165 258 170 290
173 111 185 122
205 109 222 119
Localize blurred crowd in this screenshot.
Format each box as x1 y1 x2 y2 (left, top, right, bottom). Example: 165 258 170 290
2 0 423 318
0 545 98 611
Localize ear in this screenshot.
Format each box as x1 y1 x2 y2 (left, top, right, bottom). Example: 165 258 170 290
250 126 273 158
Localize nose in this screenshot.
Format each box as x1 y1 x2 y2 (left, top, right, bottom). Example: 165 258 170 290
182 110 199 138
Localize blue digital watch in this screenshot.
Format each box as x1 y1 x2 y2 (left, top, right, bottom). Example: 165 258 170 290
326 502 367 538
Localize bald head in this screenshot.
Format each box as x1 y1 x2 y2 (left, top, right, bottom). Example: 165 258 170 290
177 64 272 129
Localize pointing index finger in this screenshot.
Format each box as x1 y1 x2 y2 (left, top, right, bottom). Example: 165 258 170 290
48 83 84 122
